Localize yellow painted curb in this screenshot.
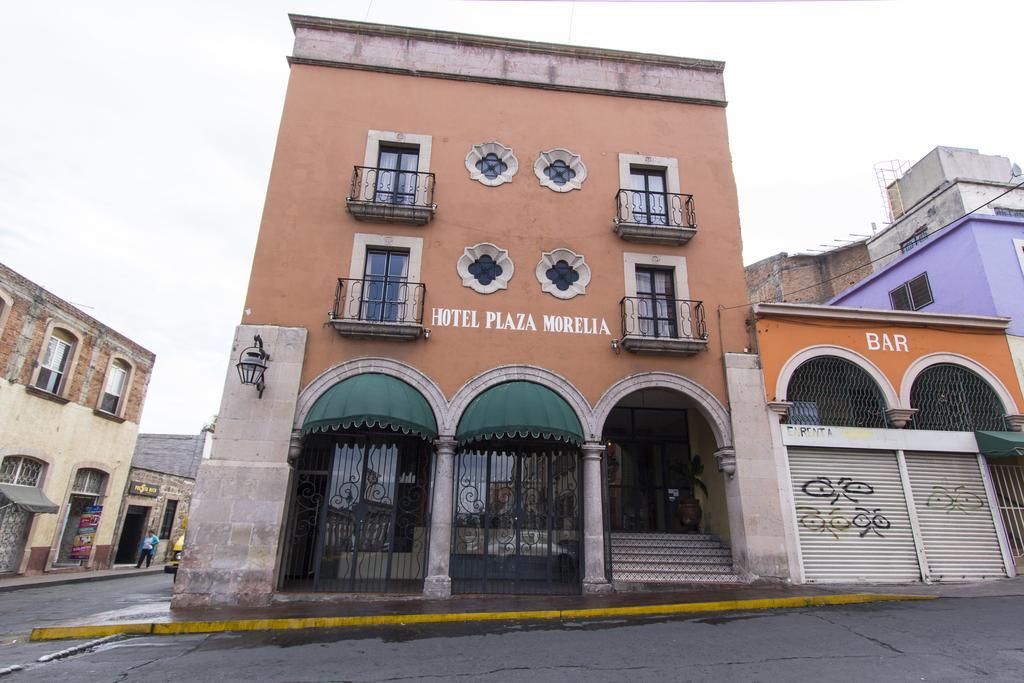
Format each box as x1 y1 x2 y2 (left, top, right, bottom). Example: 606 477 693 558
30 623 154 641
30 593 934 641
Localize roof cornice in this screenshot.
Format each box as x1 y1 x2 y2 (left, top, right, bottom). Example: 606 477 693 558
287 14 727 106
753 302 1010 331
288 15 724 72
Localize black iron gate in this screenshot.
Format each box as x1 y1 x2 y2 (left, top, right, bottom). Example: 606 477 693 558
450 443 581 595
281 433 431 593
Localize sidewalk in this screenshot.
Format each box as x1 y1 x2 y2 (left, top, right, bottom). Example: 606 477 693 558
0 565 167 593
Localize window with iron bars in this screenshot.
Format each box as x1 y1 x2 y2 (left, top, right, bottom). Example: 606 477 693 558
72 468 106 496
786 356 888 428
0 456 43 487
908 363 1006 431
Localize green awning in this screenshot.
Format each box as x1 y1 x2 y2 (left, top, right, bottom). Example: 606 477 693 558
301 374 438 440
976 431 1024 458
0 483 59 514
456 381 584 446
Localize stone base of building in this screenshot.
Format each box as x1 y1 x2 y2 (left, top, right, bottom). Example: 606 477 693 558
172 568 278 608
422 575 452 599
582 579 613 594
171 460 291 610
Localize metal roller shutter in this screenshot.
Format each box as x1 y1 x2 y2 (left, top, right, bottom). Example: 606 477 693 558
904 452 1007 581
788 449 921 583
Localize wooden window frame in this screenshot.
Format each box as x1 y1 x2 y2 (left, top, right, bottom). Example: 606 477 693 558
95 355 134 419
30 322 83 399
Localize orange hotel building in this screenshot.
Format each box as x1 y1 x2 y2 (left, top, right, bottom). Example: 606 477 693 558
173 15 1024 606
173 16 781 606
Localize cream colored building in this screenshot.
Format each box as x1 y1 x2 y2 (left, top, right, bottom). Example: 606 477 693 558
0 262 155 575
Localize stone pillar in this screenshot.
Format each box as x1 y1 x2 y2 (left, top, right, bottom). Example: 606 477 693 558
581 441 612 593
172 324 307 608
723 352 793 581
423 437 456 599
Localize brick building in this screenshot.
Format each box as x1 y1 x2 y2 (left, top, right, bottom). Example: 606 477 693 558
110 432 208 565
0 261 155 574
745 241 871 305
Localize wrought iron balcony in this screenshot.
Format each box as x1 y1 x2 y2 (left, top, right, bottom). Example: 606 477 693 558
619 297 708 355
330 277 426 340
613 189 697 245
346 166 436 225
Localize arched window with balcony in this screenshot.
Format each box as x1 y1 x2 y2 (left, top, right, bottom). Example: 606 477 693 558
786 356 889 428
909 363 1006 431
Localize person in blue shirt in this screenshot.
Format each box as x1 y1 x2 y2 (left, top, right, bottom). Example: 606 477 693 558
135 529 159 568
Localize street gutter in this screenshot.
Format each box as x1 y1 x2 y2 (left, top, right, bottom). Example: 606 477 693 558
30 592 934 641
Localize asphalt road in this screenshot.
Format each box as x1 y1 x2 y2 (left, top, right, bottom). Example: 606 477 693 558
0 572 172 639
3 588 1024 682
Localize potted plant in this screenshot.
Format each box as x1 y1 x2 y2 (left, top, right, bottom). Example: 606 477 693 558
672 453 707 532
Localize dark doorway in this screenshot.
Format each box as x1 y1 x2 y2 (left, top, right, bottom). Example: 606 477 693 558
115 505 149 564
603 406 692 533
451 442 581 595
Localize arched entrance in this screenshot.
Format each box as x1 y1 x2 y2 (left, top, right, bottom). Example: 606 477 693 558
602 388 726 535
595 377 737 585
281 373 438 593
450 381 584 595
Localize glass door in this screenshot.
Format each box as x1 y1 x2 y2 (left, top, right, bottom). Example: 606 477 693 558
361 249 409 322
635 267 677 338
629 168 668 225
375 145 419 205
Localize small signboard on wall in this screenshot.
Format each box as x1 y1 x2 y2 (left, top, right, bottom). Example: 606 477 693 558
129 481 159 497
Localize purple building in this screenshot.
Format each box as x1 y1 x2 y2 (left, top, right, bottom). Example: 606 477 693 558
831 213 1024 336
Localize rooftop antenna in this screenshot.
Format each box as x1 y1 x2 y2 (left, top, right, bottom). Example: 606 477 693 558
874 159 911 224
1012 163 1022 180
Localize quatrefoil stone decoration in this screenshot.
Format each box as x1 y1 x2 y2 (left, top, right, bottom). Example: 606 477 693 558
457 243 514 294
535 248 591 299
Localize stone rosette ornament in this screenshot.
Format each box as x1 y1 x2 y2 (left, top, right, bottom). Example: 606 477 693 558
465 142 518 187
533 148 587 192
536 248 591 299
457 243 514 294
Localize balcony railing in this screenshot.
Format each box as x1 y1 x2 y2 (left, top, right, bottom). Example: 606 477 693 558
619 297 708 355
346 166 436 225
613 189 697 245
330 277 426 340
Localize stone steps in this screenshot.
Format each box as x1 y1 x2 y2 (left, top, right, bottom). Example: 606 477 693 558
611 553 733 566
612 538 723 550
612 532 718 542
609 532 744 585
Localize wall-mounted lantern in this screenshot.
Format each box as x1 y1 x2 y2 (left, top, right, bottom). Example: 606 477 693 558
235 334 271 398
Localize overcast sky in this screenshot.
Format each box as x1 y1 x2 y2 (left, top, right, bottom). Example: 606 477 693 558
1 0 1021 434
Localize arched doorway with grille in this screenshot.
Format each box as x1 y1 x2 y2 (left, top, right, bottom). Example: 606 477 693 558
55 467 108 566
449 381 584 595
281 373 438 594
